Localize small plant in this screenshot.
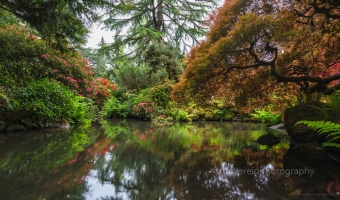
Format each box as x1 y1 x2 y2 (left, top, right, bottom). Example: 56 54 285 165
327 90 340 112
171 109 191 121
296 120 340 148
101 96 131 118
250 108 282 125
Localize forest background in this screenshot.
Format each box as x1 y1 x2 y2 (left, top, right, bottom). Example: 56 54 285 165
0 0 339 142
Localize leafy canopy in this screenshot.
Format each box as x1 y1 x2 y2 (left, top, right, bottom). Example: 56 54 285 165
171 0 340 112
0 0 104 50
101 0 217 59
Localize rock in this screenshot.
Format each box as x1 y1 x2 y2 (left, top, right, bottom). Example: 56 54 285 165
6 124 27 132
6 131 26 137
6 124 27 136
257 134 281 146
44 119 70 129
0 122 8 132
293 143 326 156
284 101 333 144
20 118 38 129
283 147 340 180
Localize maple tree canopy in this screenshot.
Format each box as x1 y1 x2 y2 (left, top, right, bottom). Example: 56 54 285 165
171 0 340 111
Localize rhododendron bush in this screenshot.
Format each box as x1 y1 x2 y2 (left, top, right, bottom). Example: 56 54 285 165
89 78 118 106
0 26 95 97
0 25 118 106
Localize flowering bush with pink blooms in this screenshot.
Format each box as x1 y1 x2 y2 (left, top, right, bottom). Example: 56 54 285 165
0 25 120 124
88 78 118 106
0 25 95 97
133 102 156 119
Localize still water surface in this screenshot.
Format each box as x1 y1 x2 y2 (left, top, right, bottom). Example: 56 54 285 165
0 119 339 200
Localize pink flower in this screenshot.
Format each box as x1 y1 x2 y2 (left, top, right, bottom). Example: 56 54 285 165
41 54 50 59
139 134 146 140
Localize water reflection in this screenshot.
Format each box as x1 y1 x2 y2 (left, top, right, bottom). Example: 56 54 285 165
0 120 339 199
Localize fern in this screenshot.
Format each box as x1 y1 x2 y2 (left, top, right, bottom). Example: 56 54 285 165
296 120 340 148
328 90 340 112
0 91 19 111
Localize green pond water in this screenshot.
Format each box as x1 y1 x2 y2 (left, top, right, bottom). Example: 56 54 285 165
0 119 339 200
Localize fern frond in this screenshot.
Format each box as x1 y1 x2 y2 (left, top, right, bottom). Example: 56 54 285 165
296 121 340 134
322 142 340 148
296 120 340 148
328 135 340 141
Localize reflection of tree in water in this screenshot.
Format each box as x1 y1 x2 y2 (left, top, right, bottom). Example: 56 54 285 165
0 125 98 200
97 120 292 199
170 156 289 199
282 148 340 197
93 140 175 200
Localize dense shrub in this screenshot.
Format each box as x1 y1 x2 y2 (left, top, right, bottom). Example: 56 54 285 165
0 26 95 97
115 64 167 91
143 42 184 81
11 79 94 126
133 80 173 107
133 102 156 119
88 78 118 106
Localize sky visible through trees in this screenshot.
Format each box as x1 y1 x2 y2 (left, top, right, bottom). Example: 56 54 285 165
86 0 224 49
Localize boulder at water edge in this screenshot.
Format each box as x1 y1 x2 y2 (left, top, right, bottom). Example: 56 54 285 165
284 101 332 144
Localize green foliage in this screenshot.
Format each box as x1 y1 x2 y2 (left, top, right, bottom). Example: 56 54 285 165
251 108 282 125
102 0 216 60
80 47 111 78
144 42 184 81
0 0 102 50
115 64 167 91
0 26 95 97
0 9 21 27
296 91 323 105
101 96 132 118
134 80 174 108
133 88 153 105
0 88 19 111
171 109 191 122
296 121 340 148
327 90 340 112
12 79 94 126
1 125 95 174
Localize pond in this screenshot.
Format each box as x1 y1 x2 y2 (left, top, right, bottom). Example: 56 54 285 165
0 119 339 200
